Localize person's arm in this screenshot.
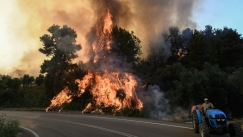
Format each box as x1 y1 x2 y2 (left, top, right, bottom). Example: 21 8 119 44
211 103 214 108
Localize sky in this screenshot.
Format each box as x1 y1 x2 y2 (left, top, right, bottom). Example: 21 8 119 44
194 0 243 34
0 0 243 77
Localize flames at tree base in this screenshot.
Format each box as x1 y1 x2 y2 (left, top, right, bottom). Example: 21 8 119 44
45 9 143 114
79 70 143 114
46 69 143 114
45 87 73 112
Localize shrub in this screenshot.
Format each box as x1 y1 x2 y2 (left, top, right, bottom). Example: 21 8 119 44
234 118 243 126
0 113 19 137
119 107 143 117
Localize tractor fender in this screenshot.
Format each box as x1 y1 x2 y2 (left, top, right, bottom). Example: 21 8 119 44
195 109 203 124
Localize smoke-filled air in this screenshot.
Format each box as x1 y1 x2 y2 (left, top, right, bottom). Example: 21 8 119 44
1 0 243 125
42 0 199 120
0 0 198 76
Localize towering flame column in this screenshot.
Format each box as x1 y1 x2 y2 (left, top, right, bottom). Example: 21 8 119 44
103 9 113 34
92 9 113 63
45 9 143 113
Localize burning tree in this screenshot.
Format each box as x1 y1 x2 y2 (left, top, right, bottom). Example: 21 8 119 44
46 9 143 114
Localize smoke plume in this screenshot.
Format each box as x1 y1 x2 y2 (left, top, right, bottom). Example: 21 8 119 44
87 0 198 58
0 0 199 76
144 85 188 121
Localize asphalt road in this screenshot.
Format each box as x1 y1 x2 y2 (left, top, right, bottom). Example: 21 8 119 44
0 111 229 137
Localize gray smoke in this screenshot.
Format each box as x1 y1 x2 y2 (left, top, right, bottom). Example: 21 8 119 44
9 0 199 77
57 35 76 53
86 0 199 58
144 85 188 121
10 69 26 78
148 32 172 61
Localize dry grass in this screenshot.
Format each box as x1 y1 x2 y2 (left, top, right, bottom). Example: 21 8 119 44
233 118 243 130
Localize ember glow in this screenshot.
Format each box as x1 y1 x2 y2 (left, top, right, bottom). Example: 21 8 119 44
46 9 143 113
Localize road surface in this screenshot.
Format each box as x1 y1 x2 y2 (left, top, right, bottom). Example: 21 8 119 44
0 111 229 137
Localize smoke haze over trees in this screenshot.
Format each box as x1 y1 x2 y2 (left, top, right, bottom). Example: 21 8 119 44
1 0 243 118
1 24 243 117
0 0 200 76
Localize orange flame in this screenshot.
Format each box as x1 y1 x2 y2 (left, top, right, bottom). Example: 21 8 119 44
46 9 143 113
103 9 113 34
45 87 73 112
92 9 113 63
78 70 143 113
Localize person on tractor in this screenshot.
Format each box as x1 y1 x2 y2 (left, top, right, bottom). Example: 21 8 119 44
201 98 214 123
191 98 243 136
202 98 214 112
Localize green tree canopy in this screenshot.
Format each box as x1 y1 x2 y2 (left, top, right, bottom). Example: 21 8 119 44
0 75 21 90
188 26 243 70
214 27 243 69
35 74 45 87
21 74 34 87
229 68 243 95
39 24 81 96
168 26 182 54
112 26 142 63
169 63 230 109
188 30 210 70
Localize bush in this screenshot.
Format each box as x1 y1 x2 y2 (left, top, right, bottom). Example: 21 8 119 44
234 118 243 126
119 107 143 117
0 113 19 137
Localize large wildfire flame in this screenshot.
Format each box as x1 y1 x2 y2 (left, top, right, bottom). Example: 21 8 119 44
46 9 143 113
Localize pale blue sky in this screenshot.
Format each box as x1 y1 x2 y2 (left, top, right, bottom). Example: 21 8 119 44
194 0 243 35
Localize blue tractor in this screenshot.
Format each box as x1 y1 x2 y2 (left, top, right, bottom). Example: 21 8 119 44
191 105 243 137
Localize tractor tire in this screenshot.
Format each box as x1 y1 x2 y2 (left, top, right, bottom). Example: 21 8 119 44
199 123 210 137
192 111 199 133
229 123 243 137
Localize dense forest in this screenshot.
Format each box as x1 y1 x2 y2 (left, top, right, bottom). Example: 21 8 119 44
0 25 243 117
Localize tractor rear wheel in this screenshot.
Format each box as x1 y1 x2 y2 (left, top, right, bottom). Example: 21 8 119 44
192 111 199 133
229 123 243 137
199 123 210 137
